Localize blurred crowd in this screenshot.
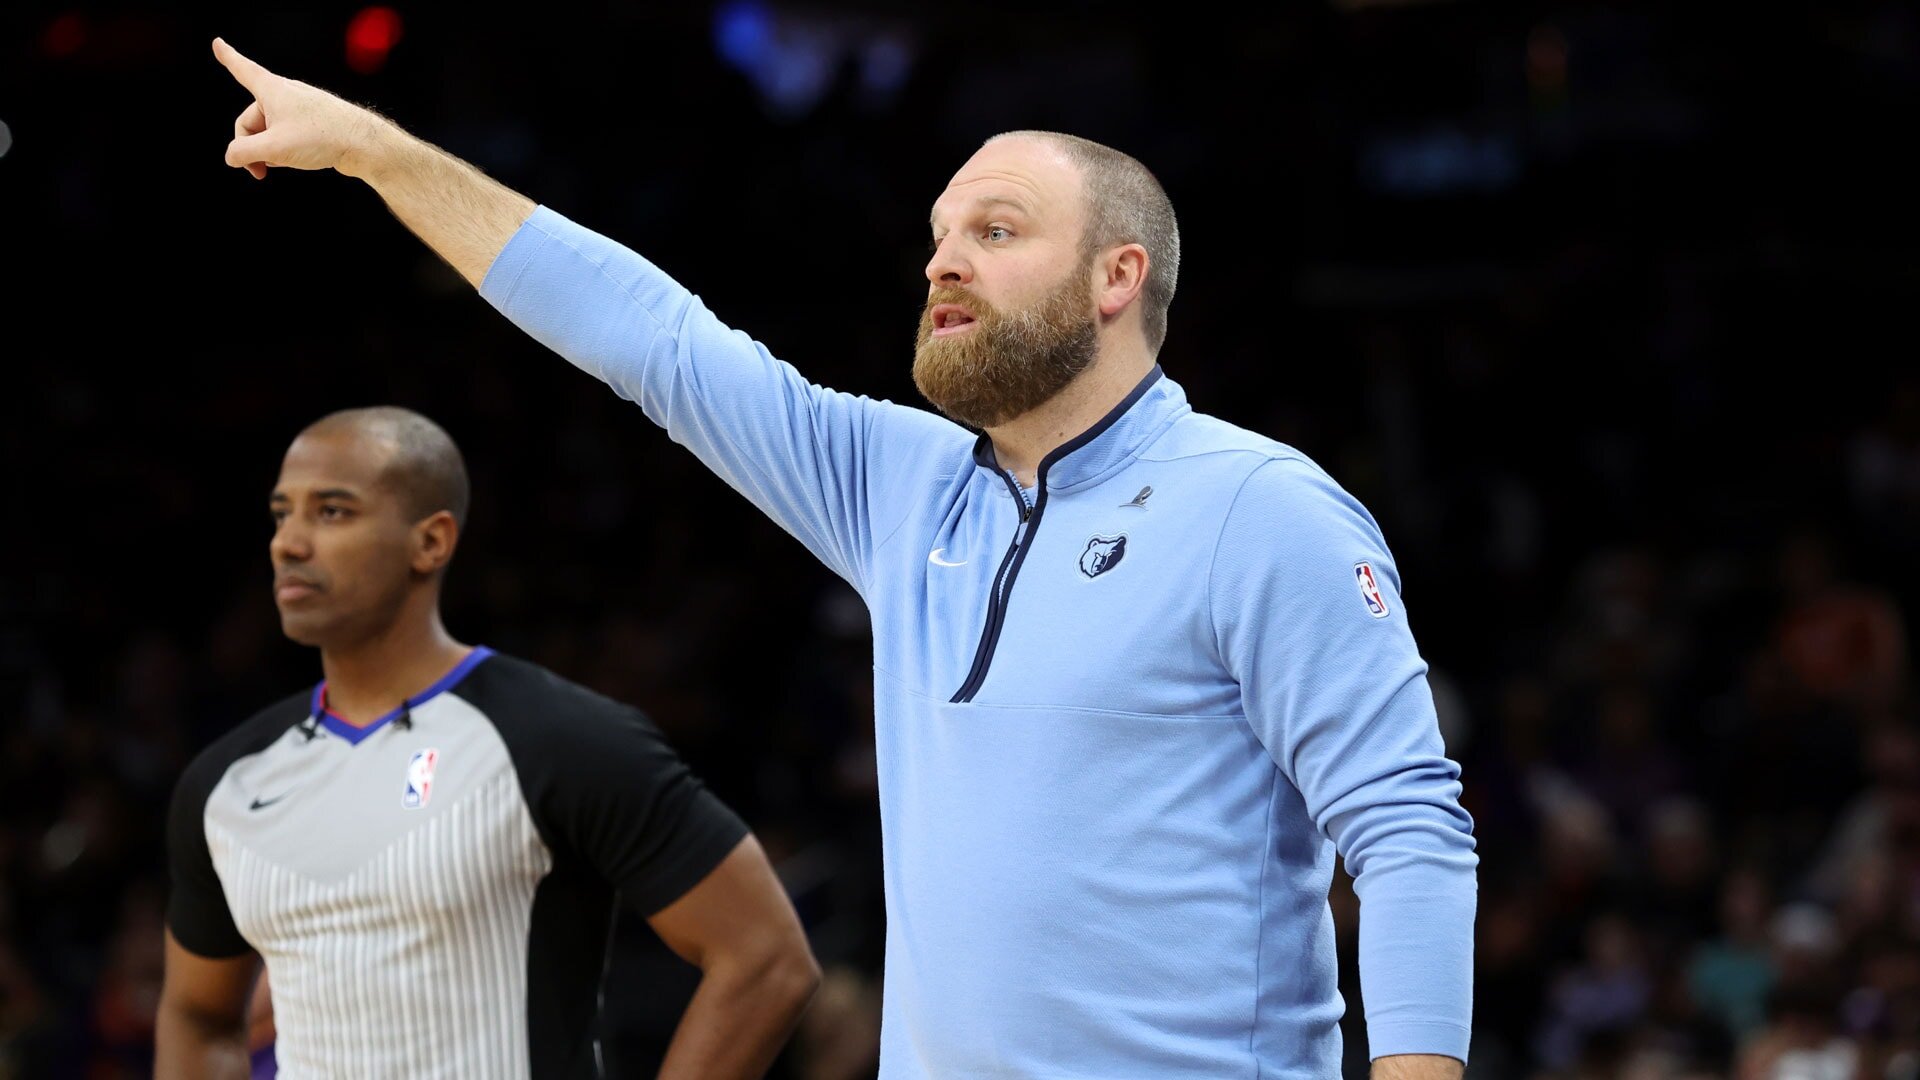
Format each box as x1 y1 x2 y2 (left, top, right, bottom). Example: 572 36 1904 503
4 3 1916 1077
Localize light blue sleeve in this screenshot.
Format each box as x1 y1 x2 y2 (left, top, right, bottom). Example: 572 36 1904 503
478 206 969 595
1209 456 1478 1063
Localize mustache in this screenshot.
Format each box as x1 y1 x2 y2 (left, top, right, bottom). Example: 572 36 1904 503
924 286 992 318
919 287 996 348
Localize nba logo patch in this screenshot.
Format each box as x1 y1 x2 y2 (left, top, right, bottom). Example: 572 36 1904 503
402 748 439 809
1354 562 1390 619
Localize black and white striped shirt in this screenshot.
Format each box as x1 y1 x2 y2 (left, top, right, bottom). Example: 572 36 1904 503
166 648 747 1079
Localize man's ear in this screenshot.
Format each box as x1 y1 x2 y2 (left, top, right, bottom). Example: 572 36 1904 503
1098 243 1148 318
412 510 460 575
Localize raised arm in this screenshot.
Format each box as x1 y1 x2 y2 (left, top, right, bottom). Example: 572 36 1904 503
211 36 968 594
214 37 530 286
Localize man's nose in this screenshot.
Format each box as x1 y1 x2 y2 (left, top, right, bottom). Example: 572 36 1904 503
270 519 312 564
925 236 972 288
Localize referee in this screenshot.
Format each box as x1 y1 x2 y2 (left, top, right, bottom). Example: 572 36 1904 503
155 407 819 1079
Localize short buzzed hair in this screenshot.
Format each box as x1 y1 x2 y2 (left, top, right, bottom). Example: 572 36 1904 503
304 406 470 526
987 131 1182 355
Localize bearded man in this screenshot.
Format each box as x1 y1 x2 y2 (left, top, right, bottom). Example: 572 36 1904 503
205 36 1478 1080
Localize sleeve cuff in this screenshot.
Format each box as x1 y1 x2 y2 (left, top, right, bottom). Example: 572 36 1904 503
619 797 752 917
477 204 563 307
1366 1019 1470 1064
166 914 252 960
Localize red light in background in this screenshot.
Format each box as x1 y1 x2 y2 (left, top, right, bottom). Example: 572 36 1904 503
1527 24 1569 94
41 13 87 58
345 7 403 75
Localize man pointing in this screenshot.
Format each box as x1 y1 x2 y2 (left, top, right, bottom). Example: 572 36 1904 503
208 36 1477 1078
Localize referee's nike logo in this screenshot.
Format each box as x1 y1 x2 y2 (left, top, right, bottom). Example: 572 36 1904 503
928 548 968 567
248 792 292 811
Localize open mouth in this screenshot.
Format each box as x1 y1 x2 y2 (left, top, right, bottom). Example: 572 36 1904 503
930 304 978 337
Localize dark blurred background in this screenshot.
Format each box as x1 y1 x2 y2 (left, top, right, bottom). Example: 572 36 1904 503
4 2 1918 1077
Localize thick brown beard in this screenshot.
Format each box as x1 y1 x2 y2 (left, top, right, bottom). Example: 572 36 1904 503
912 254 1100 430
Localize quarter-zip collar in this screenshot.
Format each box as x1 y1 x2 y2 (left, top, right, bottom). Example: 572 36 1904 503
969 365 1186 492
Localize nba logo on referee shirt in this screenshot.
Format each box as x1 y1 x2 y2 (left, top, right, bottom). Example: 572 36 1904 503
403 749 439 809
1354 562 1390 618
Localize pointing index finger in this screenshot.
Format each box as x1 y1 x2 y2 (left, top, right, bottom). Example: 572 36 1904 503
211 37 273 93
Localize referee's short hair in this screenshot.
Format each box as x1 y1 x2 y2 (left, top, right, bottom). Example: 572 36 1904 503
304 406 470 527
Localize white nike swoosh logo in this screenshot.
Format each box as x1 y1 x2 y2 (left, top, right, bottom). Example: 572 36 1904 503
928 548 968 567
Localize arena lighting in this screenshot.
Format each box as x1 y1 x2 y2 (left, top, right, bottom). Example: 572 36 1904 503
346 6 404 75
712 0 917 118
40 12 86 58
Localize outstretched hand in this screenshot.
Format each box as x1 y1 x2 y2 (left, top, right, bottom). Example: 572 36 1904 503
210 35 534 286
213 37 386 180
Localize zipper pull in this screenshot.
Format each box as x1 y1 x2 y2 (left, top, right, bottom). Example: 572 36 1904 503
1003 469 1035 521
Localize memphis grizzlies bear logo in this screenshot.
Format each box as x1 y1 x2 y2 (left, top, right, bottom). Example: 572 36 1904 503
1080 534 1127 578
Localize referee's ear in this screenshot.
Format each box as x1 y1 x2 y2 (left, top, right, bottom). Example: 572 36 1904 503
410 509 460 577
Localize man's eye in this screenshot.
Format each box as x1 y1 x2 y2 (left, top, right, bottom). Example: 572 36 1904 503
270 510 287 524
986 226 1011 242
319 505 350 520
